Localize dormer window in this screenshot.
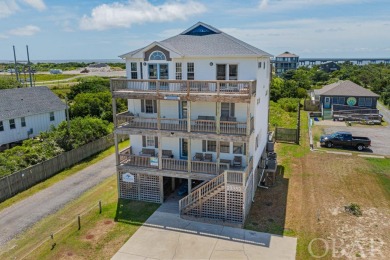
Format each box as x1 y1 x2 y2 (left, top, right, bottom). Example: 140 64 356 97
149 51 166 61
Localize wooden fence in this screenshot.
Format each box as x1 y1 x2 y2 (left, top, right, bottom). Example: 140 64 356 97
0 134 114 203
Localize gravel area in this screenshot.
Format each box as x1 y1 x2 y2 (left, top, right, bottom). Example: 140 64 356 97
0 155 115 247
315 103 390 156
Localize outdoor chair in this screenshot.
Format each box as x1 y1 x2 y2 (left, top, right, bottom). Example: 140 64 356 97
204 153 212 162
233 156 242 167
193 153 204 161
139 148 155 157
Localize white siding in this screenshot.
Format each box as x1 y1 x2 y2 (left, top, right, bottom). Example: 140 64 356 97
0 110 66 146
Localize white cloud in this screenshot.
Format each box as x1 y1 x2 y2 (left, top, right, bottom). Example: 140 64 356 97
9 25 41 36
0 0 46 18
80 0 207 31
222 17 390 57
23 0 46 11
0 0 19 18
258 0 366 12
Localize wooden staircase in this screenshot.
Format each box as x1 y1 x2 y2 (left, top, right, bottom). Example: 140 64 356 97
178 169 247 224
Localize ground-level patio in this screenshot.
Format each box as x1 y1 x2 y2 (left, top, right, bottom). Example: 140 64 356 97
112 195 297 260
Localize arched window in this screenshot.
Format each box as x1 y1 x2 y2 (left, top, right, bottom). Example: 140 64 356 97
149 51 166 61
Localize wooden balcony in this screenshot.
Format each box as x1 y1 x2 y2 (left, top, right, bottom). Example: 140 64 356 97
111 79 256 102
116 112 254 136
118 148 232 175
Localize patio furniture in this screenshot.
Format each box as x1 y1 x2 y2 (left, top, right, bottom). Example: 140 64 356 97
162 150 173 158
139 148 155 157
233 156 242 167
204 153 212 162
193 153 204 161
220 159 231 166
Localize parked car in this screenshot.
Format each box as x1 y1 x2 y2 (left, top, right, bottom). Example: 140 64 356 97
320 131 371 151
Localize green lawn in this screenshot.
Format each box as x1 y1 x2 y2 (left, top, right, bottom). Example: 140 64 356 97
0 140 130 212
1 175 159 260
34 74 78 82
365 158 390 199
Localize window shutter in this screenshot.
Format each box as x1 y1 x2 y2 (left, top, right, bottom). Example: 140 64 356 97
141 100 145 112
153 100 157 113
155 136 158 148
243 143 246 155
202 140 206 152
142 136 146 147
230 103 235 117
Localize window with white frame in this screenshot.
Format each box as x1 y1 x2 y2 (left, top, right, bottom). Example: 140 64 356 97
187 62 194 80
233 142 246 155
21 117 26 127
221 103 235 119
142 136 158 148
229 65 237 80
130 62 137 79
202 140 216 152
149 51 166 60
176 63 182 80
141 99 157 113
0 121 3 131
9 119 16 129
50 112 55 121
255 134 259 150
220 142 230 153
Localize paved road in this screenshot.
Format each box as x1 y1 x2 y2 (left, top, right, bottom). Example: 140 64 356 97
0 155 116 247
377 102 390 128
113 195 297 260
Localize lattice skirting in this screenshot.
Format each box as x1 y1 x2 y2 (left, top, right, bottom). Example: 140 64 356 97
118 171 162 203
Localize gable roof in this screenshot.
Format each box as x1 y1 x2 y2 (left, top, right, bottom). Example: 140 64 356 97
276 51 298 58
0 87 66 121
315 80 379 97
120 22 272 58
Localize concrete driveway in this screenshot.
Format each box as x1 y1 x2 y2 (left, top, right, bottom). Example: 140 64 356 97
112 195 297 260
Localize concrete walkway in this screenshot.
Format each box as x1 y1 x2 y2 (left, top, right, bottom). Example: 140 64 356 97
112 195 297 260
0 154 115 247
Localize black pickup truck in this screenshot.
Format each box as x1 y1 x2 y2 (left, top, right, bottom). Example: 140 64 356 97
320 131 371 151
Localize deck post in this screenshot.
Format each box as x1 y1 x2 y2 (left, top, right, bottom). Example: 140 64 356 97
158 134 162 170
188 178 192 195
112 97 117 127
216 102 221 134
187 101 191 132
159 175 164 203
187 138 192 173
216 140 220 172
157 99 161 130
246 103 251 136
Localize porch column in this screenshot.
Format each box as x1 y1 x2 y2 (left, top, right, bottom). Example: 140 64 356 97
216 140 220 173
246 103 251 136
157 99 161 130
187 101 191 132
216 102 221 134
159 176 164 203
158 134 162 170
171 177 175 191
188 178 192 195
187 138 192 173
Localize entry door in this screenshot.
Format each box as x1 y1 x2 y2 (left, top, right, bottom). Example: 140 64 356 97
324 97 331 109
180 139 188 159
148 64 169 90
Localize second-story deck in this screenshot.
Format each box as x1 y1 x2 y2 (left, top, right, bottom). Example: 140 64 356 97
116 112 254 136
111 79 256 102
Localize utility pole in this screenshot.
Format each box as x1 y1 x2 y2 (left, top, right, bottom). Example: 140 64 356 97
13 46 19 82
26 45 33 88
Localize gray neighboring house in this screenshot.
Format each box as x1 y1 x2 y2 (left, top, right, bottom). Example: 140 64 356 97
274 51 299 76
313 80 379 114
0 87 66 148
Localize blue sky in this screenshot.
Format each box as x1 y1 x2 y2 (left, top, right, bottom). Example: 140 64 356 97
0 0 389 60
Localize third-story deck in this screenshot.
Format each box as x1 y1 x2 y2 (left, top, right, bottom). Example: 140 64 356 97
111 79 256 102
